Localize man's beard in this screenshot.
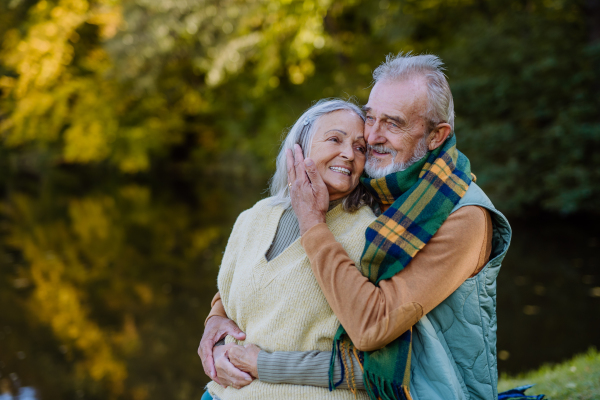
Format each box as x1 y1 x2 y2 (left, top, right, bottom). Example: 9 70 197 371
364 136 429 179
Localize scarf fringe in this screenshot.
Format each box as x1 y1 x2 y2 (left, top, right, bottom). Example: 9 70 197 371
363 370 413 400
330 338 412 400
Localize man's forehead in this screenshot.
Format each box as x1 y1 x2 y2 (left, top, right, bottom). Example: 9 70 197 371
365 78 427 116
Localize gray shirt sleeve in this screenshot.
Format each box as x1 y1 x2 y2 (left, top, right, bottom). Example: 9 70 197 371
257 350 364 390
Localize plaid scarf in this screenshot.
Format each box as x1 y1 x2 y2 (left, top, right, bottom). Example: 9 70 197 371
329 136 472 400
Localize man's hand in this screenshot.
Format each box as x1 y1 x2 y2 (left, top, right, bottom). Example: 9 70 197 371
214 343 254 389
198 316 246 384
286 144 329 235
228 343 261 379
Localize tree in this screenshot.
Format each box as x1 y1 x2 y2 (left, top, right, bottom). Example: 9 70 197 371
1 0 599 208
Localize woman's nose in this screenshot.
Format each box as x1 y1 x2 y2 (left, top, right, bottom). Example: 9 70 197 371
340 143 355 160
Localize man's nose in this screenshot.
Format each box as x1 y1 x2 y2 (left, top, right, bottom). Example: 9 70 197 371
365 121 386 146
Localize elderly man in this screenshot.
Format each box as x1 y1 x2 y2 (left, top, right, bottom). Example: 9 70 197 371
199 53 512 400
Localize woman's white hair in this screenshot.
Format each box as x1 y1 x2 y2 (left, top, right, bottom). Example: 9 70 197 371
269 98 372 211
373 52 455 133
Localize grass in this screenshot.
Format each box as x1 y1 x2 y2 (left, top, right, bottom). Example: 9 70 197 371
498 348 600 400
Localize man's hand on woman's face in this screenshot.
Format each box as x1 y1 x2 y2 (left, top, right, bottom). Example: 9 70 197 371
286 144 329 235
228 343 261 379
214 343 254 389
198 315 246 383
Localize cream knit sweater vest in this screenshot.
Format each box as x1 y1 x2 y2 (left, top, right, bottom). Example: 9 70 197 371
207 198 375 400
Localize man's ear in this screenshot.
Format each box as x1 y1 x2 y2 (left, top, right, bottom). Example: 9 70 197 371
428 123 452 150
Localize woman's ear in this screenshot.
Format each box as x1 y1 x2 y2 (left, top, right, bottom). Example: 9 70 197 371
428 123 452 150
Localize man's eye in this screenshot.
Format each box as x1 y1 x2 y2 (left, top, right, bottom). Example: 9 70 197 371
365 116 375 124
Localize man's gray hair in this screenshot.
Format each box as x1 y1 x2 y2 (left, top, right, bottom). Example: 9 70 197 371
270 99 372 211
373 52 455 133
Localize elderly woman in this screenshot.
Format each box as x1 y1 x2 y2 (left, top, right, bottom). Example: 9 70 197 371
203 99 375 400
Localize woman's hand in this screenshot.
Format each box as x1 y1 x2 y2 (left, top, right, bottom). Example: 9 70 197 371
286 144 329 235
228 343 261 379
198 315 246 383
214 343 254 389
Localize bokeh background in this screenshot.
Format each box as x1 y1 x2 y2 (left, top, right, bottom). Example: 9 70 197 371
0 0 599 399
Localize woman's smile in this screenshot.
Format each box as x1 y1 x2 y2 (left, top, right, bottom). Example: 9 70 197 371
329 165 352 176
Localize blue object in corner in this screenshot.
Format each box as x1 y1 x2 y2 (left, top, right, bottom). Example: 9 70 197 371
201 391 213 400
498 384 545 400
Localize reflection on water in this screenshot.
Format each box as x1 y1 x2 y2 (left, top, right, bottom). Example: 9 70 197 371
0 387 37 400
0 171 598 399
0 169 265 400
496 216 600 374
1 370 37 400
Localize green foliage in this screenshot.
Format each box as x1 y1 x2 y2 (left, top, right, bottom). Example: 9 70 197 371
498 347 600 400
1 0 599 214
443 2 600 214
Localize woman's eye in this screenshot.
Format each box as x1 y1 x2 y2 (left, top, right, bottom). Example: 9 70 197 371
328 137 339 143
356 146 366 154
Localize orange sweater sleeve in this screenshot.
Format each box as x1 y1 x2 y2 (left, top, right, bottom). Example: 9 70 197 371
204 292 228 326
300 205 493 352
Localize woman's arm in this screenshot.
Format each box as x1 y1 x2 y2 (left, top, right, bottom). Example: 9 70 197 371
258 350 364 390
228 345 365 390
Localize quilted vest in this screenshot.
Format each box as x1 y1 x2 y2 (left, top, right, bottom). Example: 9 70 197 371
409 182 512 400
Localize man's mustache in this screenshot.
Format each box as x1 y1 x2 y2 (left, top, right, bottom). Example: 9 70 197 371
368 144 397 157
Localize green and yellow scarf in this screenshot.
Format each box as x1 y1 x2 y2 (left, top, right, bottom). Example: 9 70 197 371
329 136 472 400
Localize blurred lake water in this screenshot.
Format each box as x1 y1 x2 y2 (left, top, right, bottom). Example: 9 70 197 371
0 170 598 399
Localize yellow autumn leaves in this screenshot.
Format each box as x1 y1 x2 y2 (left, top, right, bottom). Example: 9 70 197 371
1 0 332 173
